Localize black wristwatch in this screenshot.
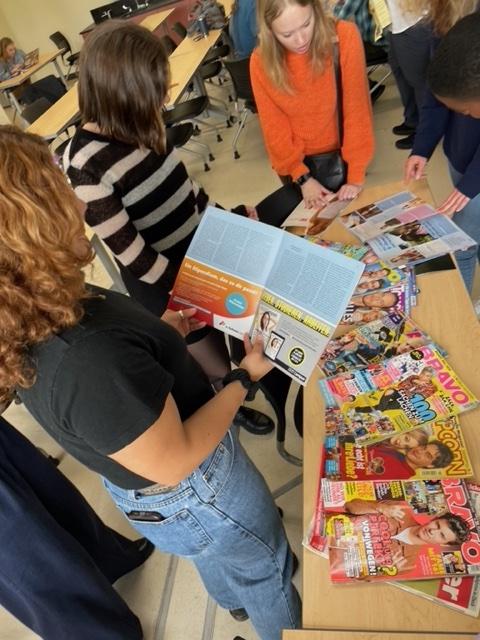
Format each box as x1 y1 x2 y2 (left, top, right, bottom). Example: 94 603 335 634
296 172 312 186
222 368 259 401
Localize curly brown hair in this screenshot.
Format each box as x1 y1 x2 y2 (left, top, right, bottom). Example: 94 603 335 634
0 126 94 404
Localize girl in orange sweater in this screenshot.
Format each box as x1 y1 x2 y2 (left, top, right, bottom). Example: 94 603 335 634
251 0 374 209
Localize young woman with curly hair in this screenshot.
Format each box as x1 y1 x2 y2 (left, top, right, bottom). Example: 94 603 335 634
0 126 300 640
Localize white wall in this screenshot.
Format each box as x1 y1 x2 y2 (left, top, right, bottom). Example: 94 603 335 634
0 0 95 65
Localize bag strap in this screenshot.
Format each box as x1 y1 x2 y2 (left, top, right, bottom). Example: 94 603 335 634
332 41 344 149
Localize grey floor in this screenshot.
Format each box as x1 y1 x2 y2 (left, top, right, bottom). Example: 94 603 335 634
2 70 472 639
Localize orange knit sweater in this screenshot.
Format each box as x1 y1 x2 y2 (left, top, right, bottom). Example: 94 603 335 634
250 20 374 184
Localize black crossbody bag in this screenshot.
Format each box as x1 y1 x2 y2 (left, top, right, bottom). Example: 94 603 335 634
303 42 347 191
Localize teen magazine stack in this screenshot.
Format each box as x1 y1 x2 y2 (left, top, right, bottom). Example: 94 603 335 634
304 191 480 618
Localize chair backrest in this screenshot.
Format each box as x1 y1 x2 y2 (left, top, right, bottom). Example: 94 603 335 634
223 56 254 103
160 35 177 55
363 41 388 66
172 21 187 39
50 31 71 57
21 97 53 124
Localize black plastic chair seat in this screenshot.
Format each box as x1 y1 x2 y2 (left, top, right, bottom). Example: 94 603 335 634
166 122 194 148
200 60 223 80
203 43 230 64
163 96 210 126
67 52 81 64
21 97 53 124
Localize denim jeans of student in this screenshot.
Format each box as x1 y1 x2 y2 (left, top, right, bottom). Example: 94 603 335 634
449 164 480 294
103 426 301 640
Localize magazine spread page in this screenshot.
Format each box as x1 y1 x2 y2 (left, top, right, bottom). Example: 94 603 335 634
250 230 365 383
168 207 365 384
339 191 435 241
368 214 477 268
322 478 480 583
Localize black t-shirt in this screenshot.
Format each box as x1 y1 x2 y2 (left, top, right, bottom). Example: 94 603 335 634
18 287 214 489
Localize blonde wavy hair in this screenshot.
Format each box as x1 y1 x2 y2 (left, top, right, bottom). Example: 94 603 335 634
0 126 94 404
401 0 478 35
257 0 336 92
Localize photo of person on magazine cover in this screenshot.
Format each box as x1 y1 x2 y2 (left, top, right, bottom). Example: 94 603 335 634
337 496 471 574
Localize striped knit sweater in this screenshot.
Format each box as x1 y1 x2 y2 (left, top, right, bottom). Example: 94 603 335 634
65 128 209 287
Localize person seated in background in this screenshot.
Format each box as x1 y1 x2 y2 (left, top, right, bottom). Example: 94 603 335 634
0 37 66 104
229 0 257 57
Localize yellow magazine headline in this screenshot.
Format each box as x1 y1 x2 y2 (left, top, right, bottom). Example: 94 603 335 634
261 293 331 337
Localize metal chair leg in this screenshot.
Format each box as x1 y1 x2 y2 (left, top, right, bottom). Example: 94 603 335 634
153 555 179 640
232 108 249 158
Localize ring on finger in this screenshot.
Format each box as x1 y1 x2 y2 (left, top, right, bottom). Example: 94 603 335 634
178 309 184 320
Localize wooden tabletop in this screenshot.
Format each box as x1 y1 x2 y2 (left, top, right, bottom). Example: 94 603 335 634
283 632 478 639
0 51 62 91
139 7 175 31
303 179 480 634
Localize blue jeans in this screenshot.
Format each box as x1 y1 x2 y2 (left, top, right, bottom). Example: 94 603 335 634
449 164 480 294
104 427 301 640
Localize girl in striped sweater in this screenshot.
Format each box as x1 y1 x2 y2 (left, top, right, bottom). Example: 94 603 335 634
66 21 272 433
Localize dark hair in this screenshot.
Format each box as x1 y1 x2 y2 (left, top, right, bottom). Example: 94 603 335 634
428 12 480 100
430 440 453 468
78 20 170 153
441 513 471 545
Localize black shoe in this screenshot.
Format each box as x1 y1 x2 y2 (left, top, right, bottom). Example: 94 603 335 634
111 538 155 582
392 122 416 136
229 607 249 622
395 133 415 150
370 83 385 105
234 406 274 435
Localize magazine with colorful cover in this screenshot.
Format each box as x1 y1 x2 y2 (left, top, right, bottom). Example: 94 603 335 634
368 214 476 269
322 416 473 481
308 238 370 262
340 280 413 327
391 482 480 617
337 345 478 445
168 207 364 384
318 312 439 376
322 478 480 583
319 341 453 408
339 191 435 242
352 261 407 295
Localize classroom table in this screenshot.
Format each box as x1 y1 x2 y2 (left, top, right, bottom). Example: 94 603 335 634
0 51 67 115
302 179 480 635
139 7 175 31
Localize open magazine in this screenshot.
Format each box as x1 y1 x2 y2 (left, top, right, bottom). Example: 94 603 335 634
338 190 476 269
322 478 480 583
281 197 348 236
336 344 478 445
391 482 480 617
318 312 439 375
168 207 364 384
322 415 473 481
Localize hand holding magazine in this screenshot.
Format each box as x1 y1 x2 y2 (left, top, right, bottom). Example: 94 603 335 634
168 207 364 384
